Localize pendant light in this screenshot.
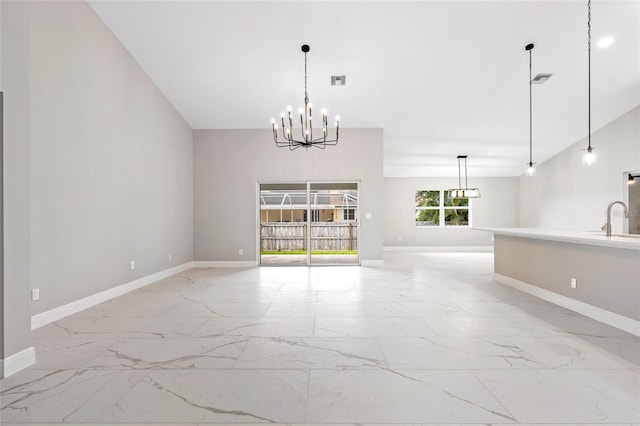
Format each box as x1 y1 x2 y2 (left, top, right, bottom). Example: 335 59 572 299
525 43 536 176
582 0 597 165
449 155 480 199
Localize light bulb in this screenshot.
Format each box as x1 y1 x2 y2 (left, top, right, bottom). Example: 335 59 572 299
298 108 304 115
321 109 328 116
582 146 597 165
584 152 595 165
280 112 285 118
270 118 275 124
526 162 536 176
450 189 465 198
286 106 292 112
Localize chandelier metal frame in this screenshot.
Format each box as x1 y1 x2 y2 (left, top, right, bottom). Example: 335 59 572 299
271 44 340 150
449 155 481 199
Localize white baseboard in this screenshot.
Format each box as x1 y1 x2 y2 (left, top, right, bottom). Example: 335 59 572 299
384 246 493 252
1 346 36 378
31 262 195 330
196 259 381 267
193 261 258 268
361 259 384 266
494 273 640 337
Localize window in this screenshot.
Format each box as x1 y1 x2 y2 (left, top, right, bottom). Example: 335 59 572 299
303 209 321 222
343 208 356 220
415 190 440 226
415 190 470 227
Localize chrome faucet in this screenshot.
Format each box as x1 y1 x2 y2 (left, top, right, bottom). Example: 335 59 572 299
604 201 629 237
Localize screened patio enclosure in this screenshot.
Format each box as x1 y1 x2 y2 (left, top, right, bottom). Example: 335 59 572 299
259 183 359 266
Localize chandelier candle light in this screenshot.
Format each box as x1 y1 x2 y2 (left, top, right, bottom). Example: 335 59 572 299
582 0 597 165
271 45 340 150
449 155 481 199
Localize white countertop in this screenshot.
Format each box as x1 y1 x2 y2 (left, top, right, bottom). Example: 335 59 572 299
476 227 640 250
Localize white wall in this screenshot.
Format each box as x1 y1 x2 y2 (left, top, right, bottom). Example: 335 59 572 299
2 0 33 362
0 0 3 364
193 129 384 263
519 106 640 233
30 1 194 315
2 0 194 359
384 177 519 247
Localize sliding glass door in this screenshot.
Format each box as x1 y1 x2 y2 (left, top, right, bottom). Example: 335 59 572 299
259 182 359 266
308 182 358 265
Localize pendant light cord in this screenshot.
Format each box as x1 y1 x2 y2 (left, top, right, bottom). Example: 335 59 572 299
587 0 592 150
303 47 309 140
464 157 469 189
528 45 533 166
304 50 309 105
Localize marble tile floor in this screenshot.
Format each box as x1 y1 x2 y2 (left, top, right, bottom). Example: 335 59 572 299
1 251 638 425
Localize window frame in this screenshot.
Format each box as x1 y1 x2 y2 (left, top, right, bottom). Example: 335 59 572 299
303 209 321 222
343 208 356 221
415 190 472 228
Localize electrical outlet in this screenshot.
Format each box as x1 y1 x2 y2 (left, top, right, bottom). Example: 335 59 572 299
570 277 577 289
239 249 243 255
31 288 40 301
130 260 135 270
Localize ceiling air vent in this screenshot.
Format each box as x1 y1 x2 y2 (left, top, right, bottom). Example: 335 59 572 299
532 73 553 84
331 76 346 86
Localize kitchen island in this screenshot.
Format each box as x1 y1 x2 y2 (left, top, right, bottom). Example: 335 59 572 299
479 228 640 336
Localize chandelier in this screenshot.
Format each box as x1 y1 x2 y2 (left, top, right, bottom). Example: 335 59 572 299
449 155 481 199
271 45 340 150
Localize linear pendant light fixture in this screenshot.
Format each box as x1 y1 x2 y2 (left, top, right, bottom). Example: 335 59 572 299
582 0 597 165
449 155 480 199
525 43 537 176
271 44 340 150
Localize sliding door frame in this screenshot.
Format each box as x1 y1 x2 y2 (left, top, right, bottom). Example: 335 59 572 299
257 180 360 266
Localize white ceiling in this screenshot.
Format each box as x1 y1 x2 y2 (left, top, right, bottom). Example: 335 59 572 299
88 0 640 177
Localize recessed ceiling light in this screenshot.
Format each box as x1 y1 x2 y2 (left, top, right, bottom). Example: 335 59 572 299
597 36 614 49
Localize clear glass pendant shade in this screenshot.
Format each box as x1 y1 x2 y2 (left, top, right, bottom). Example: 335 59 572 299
449 188 481 199
582 146 597 165
525 162 536 176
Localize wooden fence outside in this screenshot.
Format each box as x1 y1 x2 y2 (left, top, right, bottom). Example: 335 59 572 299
261 222 357 251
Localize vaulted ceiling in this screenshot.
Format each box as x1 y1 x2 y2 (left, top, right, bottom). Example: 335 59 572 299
88 0 640 177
